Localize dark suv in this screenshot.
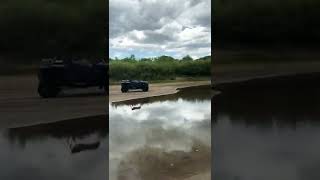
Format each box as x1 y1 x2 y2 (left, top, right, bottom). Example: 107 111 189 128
38 58 108 98
121 80 149 93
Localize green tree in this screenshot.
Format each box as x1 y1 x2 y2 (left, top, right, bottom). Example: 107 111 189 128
181 55 193 61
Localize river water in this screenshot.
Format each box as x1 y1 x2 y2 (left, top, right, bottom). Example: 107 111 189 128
109 86 212 180
0 85 210 180
6 77 318 180
0 116 108 180
213 75 320 180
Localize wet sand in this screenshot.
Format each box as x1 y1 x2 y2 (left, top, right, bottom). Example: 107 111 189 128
109 81 211 103
0 75 210 128
3 59 319 128
0 75 107 128
213 60 320 85
117 140 211 180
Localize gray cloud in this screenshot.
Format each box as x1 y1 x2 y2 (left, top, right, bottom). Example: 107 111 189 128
109 0 211 58
139 30 174 44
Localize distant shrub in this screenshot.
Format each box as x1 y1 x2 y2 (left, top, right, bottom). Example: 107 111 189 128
109 55 211 81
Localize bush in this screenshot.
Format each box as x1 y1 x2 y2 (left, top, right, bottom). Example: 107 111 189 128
109 55 211 81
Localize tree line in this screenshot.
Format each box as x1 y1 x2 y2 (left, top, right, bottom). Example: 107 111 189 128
214 0 320 49
109 55 211 81
0 0 107 63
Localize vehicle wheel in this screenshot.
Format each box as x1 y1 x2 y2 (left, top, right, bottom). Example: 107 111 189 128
103 84 108 94
38 83 60 98
143 86 149 92
121 87 128 93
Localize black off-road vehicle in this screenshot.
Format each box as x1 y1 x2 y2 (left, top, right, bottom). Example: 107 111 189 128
121 80 149 93
38 58 108 98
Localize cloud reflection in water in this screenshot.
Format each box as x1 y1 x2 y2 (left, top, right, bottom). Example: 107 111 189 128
109 98 211 180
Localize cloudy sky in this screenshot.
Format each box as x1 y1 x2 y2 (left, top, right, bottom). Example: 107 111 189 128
109 0 211 59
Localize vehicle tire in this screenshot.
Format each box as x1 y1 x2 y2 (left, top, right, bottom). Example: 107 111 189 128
143 86 149 92
121 87 128 93
38 83 60 98
103 84 108 94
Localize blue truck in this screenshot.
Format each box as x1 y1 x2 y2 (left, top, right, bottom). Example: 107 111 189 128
120 80 149 93
38 58 108 98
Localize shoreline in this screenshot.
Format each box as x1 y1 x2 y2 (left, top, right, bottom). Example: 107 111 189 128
0 75 210 129
0 75 107 129
2 65 320 128
109 81 211 103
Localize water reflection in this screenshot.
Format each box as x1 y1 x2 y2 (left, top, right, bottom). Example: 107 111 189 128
213 77 320 180
112 85 213 107
0 115 108 180
109 86 211 180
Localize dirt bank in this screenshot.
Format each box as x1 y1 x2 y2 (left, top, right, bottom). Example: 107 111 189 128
0 75 210 128
109 81 211 103
3 59 319 128
0 75 107 129
213 60 320 85
116 139 211 180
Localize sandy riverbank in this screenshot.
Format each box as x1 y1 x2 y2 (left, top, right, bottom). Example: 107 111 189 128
2 59 320 129
0 75 107 129
109 81 211 103
213 60 320 85
0 75 210 128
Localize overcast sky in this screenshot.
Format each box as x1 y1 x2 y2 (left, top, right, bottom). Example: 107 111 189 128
109 0 211 59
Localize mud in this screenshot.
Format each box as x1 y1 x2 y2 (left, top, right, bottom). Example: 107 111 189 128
117 139 210 180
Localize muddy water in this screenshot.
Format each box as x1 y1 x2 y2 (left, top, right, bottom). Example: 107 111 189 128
109 86 212 180
213 76 320 180
0 116 108 180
